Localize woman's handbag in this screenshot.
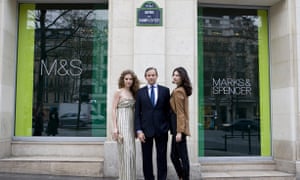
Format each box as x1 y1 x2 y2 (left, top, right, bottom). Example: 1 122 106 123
117 134 124 144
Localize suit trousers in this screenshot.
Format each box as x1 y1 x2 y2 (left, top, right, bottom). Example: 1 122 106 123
141 133 168 180
170 134 190 180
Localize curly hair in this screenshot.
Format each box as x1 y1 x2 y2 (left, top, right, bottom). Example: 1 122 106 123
172 67 192 96
118 70 140 98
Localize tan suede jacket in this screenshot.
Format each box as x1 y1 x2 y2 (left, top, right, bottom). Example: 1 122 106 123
170 87 190 136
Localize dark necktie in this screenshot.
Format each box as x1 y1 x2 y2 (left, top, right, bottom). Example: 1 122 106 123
150 85 155 106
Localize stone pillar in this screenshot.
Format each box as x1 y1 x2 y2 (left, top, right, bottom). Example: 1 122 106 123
269 0 297 175
0 0 17 158
104 0 135 177
294 0 300 179
165 0 201 178
105 0 200 178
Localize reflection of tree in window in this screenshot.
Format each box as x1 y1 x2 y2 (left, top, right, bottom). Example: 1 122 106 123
200 7 262 155
33 5 108 130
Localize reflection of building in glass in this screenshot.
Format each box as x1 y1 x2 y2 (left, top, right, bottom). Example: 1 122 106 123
200 13 259 130
32 8 108 136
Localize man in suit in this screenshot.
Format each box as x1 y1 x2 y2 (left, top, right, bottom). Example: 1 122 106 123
135 67 170 180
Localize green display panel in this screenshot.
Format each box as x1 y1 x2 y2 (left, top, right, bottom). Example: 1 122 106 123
258 10 271 156
15 4 35 136
198 8 205 156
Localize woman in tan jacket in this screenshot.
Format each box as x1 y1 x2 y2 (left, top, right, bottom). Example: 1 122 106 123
170 67 192 180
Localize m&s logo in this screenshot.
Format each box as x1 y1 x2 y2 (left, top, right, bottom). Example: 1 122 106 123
40 59 83 77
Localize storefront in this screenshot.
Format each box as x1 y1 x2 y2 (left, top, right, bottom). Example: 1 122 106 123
0 0 299 179
198 7 271 157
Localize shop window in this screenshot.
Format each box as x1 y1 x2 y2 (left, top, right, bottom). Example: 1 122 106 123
198 7 271 156
15 3 108 137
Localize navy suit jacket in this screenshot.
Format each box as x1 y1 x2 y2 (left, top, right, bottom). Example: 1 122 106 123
135 85 170 137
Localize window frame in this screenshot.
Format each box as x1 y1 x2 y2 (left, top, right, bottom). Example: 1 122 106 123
14 2 108 141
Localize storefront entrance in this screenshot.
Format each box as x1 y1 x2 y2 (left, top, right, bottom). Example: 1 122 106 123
198 7 271 157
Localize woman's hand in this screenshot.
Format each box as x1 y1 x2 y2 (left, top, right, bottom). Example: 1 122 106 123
176 132 182 142
137 131 146 143
112 128 119 141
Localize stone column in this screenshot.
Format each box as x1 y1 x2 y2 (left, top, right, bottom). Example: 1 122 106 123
104 0 200 178
269 0 298 176
165 0 200 179
104 0 135 177
293 0 300 178
0 0 17 158
133 0 166 178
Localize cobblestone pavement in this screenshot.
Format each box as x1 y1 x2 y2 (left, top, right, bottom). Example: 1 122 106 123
0 173 118 180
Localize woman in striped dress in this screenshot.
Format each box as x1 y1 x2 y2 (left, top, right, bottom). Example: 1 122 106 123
112 70 140 180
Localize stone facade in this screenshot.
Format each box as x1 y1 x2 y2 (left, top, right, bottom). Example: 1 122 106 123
1 0 300 178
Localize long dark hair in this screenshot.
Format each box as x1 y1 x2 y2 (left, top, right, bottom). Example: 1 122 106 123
118 70 140 98
172 67 192 96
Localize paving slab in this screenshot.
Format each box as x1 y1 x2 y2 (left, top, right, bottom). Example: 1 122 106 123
0 173 118 180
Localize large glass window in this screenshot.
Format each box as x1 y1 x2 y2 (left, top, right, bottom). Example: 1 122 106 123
198 7 271 156
15 4 108 137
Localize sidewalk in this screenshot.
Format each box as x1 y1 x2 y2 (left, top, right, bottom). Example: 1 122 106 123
0 173 118 180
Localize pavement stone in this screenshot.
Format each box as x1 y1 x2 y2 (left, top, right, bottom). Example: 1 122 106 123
0 173 118 180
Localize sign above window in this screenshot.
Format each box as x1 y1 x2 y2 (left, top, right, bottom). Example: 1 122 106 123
137 1 162 26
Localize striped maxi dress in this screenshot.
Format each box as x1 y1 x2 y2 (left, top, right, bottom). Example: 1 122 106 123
117 99 136 180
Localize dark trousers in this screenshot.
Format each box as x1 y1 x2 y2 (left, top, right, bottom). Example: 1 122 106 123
141 133 168 180
170 134 190 180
